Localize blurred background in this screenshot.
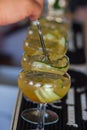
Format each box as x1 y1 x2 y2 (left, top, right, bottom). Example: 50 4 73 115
0 0 87 130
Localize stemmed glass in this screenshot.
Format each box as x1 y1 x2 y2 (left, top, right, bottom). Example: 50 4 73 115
18 70 71 129
18 19 71 129
21 20 59 124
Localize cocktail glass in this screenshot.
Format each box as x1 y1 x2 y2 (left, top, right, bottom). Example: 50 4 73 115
18 70 71 129
18 18 71 129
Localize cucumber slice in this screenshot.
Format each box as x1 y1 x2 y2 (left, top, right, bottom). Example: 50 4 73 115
32 56 69 75
35 87 61 103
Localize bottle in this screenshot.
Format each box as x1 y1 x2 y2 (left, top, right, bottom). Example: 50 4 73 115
53 0 61 10
48 0 67 19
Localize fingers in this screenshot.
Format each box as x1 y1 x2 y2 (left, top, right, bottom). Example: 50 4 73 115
0 0 44 25
34 0 44 8
29 0 44 20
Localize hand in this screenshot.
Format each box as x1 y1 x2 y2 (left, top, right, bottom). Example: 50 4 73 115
0 0 44 25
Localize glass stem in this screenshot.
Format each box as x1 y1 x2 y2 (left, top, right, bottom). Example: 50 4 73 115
36 104 46 130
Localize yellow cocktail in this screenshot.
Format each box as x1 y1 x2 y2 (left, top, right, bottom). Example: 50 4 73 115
18 18 71 127
18 71 70 104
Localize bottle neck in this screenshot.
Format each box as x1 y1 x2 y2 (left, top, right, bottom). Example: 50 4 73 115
53 0 61 10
